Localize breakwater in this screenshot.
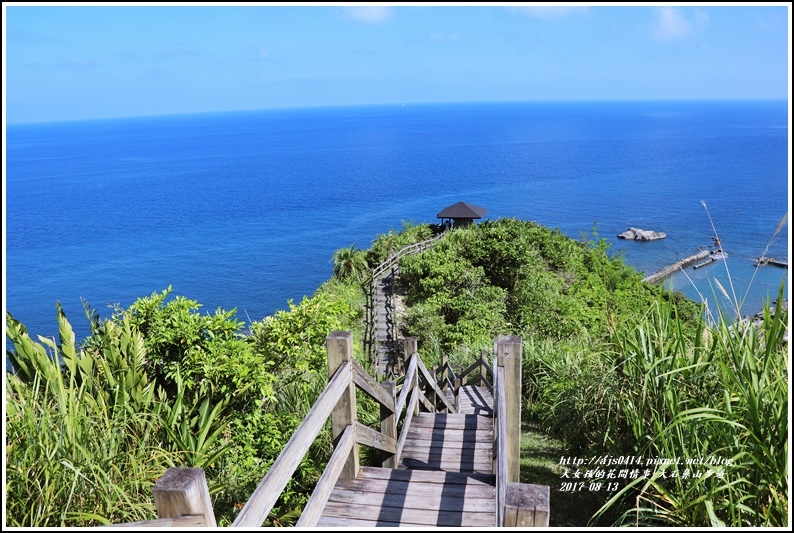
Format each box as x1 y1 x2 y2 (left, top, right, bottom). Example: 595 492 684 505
643 249 721 284
754 257 788 268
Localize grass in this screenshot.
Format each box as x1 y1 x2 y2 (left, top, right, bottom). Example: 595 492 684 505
520 422 624 527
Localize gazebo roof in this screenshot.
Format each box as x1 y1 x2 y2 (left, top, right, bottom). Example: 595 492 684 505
437 201 488 219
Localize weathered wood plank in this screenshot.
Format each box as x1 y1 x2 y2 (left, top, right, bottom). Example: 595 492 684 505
328 478 496 502
399 458 494 474
394 355 418 415
457 385 495 414
400 445 494 458
112 516 208 528
295 424 355 527
323 491 497 516
403 440 493 450
395 387 419 462
352 360 395 412
317 515 403 527
380 381 398 468
355 421 397 454
231 361 350 527
320 501 495 527
406 427 494 442
416 355 456 413
356 466 495 486
409 413 493 430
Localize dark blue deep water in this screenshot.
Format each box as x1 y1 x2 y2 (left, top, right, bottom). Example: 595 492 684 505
5 101 790 348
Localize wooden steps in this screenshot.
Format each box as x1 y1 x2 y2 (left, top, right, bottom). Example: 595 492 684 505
400 413 494 474
316 467 496 527
317 386 497 527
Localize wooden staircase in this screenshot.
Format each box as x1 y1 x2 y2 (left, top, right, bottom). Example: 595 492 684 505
317 385 496 527
115 334 549 528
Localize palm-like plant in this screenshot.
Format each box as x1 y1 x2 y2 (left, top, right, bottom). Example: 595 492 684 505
331 244 370 282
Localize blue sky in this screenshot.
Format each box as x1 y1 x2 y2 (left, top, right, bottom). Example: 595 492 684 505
3 3 791 123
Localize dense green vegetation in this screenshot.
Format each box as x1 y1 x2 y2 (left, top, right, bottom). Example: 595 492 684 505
5 218 787 527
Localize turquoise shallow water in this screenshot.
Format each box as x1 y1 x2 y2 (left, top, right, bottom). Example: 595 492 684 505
5 100 790 347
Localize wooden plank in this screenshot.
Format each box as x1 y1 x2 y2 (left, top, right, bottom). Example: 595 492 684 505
401 440 494 452
496 366 508 526
328 478 496 502
317 515 403 527
400 444 494 458
409 413 493 429
395 387 419 463
323 485 496 514
399 450 495 465
112 516 207 527
405 428 494 443
458 385 495 407
394 355 418 415
356 466 495 486
380 381 397 468
399 459 494 474
352 360 395 411
295 424 355 527
416 355 456 413
355 422 397 454
320 501 495 527
231 361 350 527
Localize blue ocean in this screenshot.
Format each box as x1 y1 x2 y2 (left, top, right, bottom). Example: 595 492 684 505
5 101 790 349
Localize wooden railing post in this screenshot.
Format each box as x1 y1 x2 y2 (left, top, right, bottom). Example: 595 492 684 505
404 338 421 416
380 380 398 468
152 467 216 527
504 482 550 527
403 337 417 374
495 335 522 483
326 331 359 479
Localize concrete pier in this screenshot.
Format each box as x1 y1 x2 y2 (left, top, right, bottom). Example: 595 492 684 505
754 257 788 269
643 249 720 284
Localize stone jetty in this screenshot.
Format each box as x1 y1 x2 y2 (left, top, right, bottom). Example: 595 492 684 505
643 249 722 284
754 257 788 268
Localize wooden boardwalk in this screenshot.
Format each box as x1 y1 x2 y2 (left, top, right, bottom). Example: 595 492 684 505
116 335 550 528
317 386 497 527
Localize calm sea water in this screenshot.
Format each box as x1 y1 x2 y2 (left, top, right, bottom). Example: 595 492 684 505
4 101 790 350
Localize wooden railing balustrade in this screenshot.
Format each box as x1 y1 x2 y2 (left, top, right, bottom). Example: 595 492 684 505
364 232 446 364
111 330 549 527
492 336 550 527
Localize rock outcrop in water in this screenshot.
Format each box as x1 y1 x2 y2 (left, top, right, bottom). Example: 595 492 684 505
617 227 666 241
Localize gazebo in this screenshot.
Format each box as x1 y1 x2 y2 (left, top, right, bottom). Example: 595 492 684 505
437 201 488 229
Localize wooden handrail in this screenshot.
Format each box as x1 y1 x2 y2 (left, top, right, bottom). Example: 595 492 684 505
394 355 418 416
111 332 549 528
352 361 395 412
296 424 356 527
495 364 508 527
416 354 456 413
232 332 453 527
232 361 352 527
370 232 445 281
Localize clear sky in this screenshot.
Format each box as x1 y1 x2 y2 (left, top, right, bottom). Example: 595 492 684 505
3 3 791 124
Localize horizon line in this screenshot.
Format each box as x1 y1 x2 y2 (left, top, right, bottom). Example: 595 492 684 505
5 96 789 127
